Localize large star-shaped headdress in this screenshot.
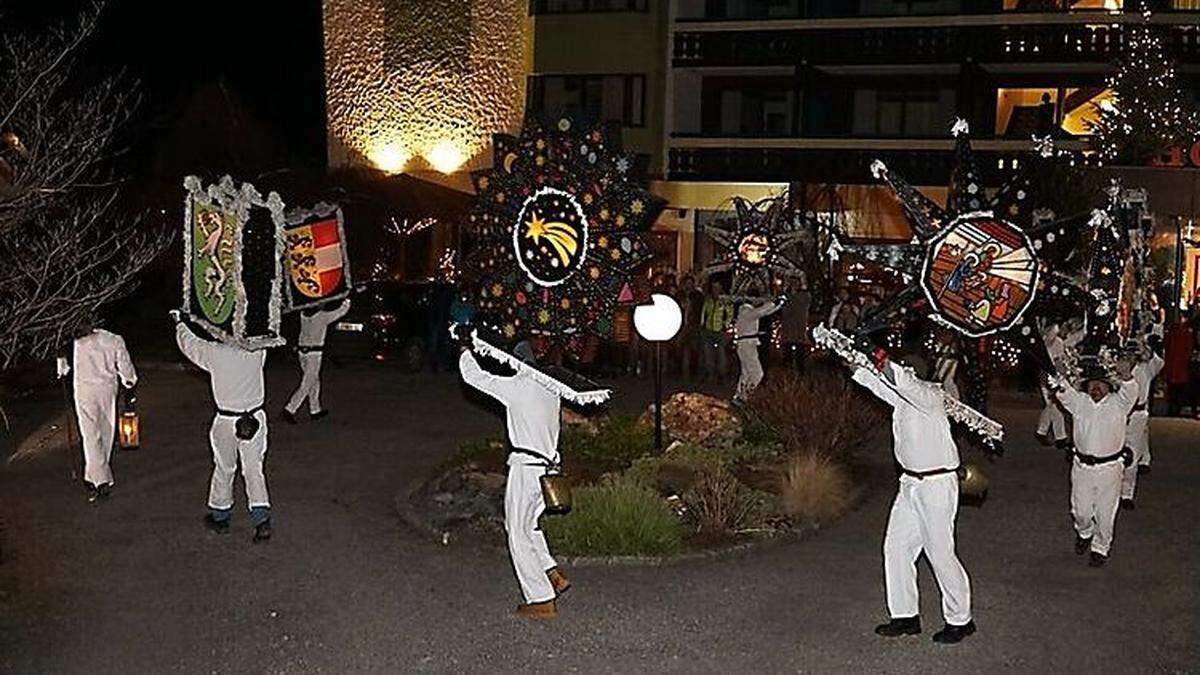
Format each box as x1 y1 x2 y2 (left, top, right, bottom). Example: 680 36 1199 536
463 117 665 342
702 196 808 300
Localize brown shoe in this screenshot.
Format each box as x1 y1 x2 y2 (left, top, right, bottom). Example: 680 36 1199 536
515 600 557 619
547 567 571 595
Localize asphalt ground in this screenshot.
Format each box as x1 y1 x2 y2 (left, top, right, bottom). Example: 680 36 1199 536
1 357 1196 673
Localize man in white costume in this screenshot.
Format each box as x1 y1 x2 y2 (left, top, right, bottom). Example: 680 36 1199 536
1052 367 1137 567
458 342 571 619
850 354 975 644
57 319 137 500
283 298 351 424
732 296 784 403
174 313 272 542
1037 322 1082 453
1120 337 1164 510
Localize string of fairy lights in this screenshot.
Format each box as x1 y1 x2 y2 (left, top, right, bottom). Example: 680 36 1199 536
1090 7 1197 163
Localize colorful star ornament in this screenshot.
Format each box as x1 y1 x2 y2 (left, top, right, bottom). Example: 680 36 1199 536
702 196 808 300
463 117 665 343
828 120 1097 452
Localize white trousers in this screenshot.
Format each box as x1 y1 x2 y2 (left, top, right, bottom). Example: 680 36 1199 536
1037 386 1067 441
1071 460 1122 555
505 463 556 604
207 411 270 512
285 352 323 414
734 341 763 401
75 383 117 487
884 474 972 626
1121 412 1150 500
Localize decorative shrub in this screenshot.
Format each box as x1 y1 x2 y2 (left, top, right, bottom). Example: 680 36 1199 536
563 415 655 474
743 364 884 461
780 453 855 527
543 477 684 557
681 466 774 537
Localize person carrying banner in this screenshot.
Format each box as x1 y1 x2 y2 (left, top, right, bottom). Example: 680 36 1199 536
174 312 272 542
283 298 351 424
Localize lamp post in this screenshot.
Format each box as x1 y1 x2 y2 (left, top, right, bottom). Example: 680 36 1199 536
633 293 683 452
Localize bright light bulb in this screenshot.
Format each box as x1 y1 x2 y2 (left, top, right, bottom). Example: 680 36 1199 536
426 142 466 174
371 143 409 174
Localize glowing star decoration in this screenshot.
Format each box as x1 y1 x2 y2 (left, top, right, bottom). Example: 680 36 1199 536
826 120 1099 451
463 117 664 343
514 187 588 287
703 196 808 300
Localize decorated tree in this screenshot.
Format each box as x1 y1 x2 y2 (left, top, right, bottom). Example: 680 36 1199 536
0 4 171 370
1090 7 1197 165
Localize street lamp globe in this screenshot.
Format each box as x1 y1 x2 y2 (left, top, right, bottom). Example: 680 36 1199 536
633 293 682 342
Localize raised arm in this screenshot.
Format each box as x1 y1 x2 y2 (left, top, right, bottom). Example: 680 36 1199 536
1051 380 1088 415
113 335 138 388
458 350 516 404
745 299 782 322
325 298 351 325
175 322 212 371
1114 378 1139 412
851 365 900 408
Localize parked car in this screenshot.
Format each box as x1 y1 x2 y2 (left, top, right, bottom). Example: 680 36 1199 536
324 280 450 371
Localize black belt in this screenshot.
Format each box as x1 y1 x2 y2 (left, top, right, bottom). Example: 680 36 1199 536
1074 448 1132 467
733 333 764 342
510 447 560 469
900 466 960 480
216 405 264 417
1131 402 1147 413
298 346 324 354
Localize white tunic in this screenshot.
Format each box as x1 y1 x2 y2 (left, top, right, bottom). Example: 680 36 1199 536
734 300 781 346
175 324 266 411
71 329 138 390
459 351 561 466
1056 382 1137 458
852 363 959 472
298 299 351 348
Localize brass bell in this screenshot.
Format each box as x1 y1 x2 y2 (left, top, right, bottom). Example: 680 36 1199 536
958 462 989 498
540 473 572 515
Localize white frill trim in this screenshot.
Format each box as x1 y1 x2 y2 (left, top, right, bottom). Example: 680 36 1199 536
812 324 1004 442
465 328 612 405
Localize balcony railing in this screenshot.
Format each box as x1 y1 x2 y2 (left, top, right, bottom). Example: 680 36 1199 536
676 2 1197 23
674 21 1199 67
666 138 1089 183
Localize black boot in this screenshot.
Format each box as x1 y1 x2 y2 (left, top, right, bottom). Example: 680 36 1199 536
874 616 921 637
1137 465 1151 476
1119 498 1135 511
1074 535 1092 555
1088 551 1107 567
203 514 230 534
96 483 112 500
253 519 272 542
310 410 328 422
281 409 297 425
932 620 976 644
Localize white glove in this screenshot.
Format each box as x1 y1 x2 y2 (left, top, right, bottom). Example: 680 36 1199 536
56 357 70 378
169 309 182 323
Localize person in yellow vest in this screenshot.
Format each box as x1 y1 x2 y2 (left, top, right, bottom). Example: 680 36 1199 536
700 279 734 381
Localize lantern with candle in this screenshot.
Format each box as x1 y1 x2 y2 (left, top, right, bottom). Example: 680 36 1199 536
118 387 140 449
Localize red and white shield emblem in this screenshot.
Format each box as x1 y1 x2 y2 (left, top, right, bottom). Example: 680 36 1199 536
287 218 345 299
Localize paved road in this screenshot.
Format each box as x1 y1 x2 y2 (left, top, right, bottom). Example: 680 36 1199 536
1 358 1196 673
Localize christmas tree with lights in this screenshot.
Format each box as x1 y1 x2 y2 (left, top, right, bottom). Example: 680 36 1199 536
1090 7 1197 165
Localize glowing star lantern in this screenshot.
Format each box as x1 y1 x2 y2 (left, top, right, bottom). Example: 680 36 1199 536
634 294 683 342
462 116 664 344
703 196 808 301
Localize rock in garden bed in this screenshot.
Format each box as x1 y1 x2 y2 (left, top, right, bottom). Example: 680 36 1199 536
635 392 742 445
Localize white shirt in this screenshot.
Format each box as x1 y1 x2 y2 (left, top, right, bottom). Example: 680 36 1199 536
459 351 561 466
852 363 959 473
1130 354 1164 409
299 299 351 348
1056 382 1137 458
176 323 266 412
734 300 781 346
68 329 137 389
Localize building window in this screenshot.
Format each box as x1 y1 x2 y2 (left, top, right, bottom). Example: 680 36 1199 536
994 87 1113 137
853 89 955 137
531 0 648 14
528 74 646 127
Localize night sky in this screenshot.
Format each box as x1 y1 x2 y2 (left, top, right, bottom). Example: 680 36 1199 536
3 0 328 189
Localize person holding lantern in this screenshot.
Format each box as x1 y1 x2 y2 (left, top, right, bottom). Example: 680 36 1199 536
456 334 570 619
283 297 351 424
1050 365 1138 567
732 296 784 403
56 316 138 501
173 312 272 542
848 349 975 645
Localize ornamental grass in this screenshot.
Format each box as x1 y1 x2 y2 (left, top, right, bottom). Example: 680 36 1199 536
543 477 684 557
